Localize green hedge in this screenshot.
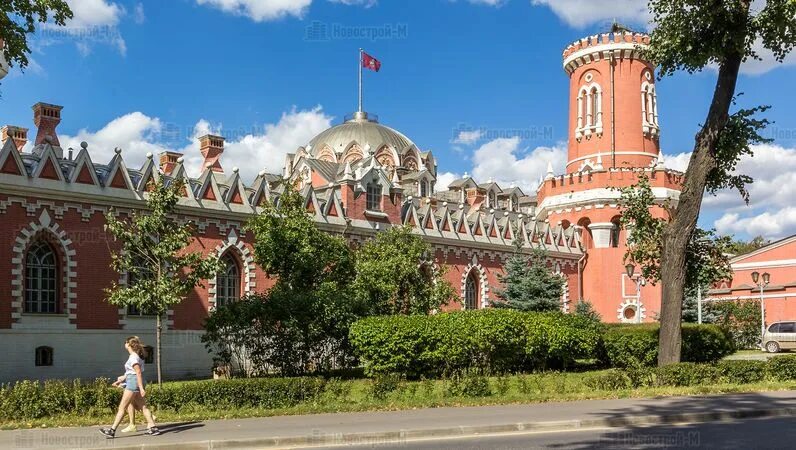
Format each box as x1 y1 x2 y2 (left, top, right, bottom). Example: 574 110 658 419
599 323 735 368
0 376 327 421
349 309 603 378
768 355 796 381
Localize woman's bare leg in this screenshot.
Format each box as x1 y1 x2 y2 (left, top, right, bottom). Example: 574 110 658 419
127 403 136 426
110 390 135 430
133 394 157 429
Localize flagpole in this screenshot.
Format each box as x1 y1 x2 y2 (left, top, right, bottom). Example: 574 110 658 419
358 48 363 113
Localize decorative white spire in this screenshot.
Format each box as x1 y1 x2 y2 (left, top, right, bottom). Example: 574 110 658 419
545 161 554 180
595 153 604 170
342 161 354 181
656 152 666 168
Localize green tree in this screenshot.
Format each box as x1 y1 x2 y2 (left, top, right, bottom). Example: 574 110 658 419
619 176 734 342
574 300 601 322
353 226 454 315
105 178 222 384
244 184 359 374
492 240 563 312
728 235 769 256
1 1 72 71
646 0 795 365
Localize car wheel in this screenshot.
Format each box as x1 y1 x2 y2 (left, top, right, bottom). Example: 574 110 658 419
766 341 780 353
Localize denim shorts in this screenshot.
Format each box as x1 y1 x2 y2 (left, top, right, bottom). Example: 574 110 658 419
124 374 140 393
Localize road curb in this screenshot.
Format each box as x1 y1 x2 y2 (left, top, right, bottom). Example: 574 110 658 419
100 407 796 449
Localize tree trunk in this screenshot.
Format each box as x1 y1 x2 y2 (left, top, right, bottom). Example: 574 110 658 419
658 53 744 366
156 314 163 385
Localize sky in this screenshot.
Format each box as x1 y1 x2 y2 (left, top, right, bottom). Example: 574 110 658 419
2 0 796 240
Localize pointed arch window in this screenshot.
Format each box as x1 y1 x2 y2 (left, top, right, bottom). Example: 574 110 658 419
216 254 241 308
641 81 659 136
464 271 479 310
420 180 428 198
25 242 59 314
575 82 603 140
366 182 382 211
610 217 621 248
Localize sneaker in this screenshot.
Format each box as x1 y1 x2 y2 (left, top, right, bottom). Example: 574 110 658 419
145 427 161 436
120 424 137 433
99 427 116 439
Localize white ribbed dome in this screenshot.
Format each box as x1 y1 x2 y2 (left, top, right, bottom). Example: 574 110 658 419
307 112 416 157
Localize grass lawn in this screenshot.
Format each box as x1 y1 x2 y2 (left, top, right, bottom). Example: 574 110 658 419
2 370 795 430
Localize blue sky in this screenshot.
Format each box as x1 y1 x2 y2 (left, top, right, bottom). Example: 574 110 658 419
2 0 796 240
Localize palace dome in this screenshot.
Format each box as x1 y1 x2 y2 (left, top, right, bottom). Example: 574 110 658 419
307 112 417 157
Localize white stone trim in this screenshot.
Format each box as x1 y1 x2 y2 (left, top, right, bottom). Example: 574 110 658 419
208 228 255 311
617 300 646 323
10 209 77 329
461 257 489 309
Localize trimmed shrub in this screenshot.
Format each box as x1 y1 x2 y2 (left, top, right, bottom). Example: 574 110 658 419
717 360 767 384
768 355 796 381
349 309 604 378
583 369 631 391
599 323 735 368
0 376 327 420
445 369 492 397
654 362 721 387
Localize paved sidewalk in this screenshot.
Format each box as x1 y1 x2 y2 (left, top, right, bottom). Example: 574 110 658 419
2 391 795 449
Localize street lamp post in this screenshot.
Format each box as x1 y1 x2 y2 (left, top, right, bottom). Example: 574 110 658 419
625 263 646 324
751 271 771 350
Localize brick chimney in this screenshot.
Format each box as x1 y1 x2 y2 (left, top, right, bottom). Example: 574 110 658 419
1 125 28 152
32 102 63 147
199 134 224 173
159 151 183 175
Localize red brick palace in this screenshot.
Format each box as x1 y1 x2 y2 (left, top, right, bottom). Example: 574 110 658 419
0 30 681 382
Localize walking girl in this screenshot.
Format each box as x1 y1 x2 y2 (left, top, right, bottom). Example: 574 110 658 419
100 336 160 438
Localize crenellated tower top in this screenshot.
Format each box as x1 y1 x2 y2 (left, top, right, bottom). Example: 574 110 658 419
561 29 660 174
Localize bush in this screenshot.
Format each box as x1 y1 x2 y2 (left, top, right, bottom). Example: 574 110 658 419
654 362 720 387
368 374 403 400
445 369 492 397
583 369 631 391
349 309 604 378
599 324 734 368
768 355 796 381
0 376 327 420
717 360 767 384
704 299 761 349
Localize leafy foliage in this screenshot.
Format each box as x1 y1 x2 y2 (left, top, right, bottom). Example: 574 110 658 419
728 235 769 256
105 178 221 316
703 298 762 349
619 174 733 290
352 226 454 315
349 309 604 379
105 178 222 383
574 300 601 322
646 0 796 78
492 240 564 312
1 0 73 71
598 324 735 368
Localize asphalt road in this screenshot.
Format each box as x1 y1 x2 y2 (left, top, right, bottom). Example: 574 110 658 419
303 417 796 450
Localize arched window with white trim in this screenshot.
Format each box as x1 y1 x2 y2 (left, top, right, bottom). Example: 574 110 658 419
464 271 479 310
216 253 241 308
575 81 603 140
641 81 659 136
25 242 59 314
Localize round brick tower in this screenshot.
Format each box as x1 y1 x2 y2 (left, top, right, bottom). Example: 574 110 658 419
535 30 682 323
563 32 660 173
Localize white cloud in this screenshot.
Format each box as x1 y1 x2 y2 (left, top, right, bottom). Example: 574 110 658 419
468 0 507 6
53 106 333 184
36 1 128 55
453 129 483 145
715 208 796 239
531 0 650 28
740 39 796 75
435 171 460 191
133 3 146 25
663 144 796 239
330 0 378 6
182 106 333 180
470 137 567 192
194 0 314 21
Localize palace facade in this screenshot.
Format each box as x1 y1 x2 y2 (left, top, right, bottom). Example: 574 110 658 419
0 30 681 382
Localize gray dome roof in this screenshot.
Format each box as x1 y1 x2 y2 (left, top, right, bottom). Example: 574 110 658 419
308 112 416 157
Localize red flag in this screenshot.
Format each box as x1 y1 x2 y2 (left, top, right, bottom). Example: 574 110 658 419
362 52 381 72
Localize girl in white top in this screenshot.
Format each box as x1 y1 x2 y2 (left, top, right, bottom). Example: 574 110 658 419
100 336 160 438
